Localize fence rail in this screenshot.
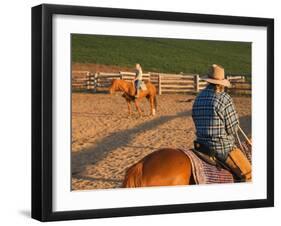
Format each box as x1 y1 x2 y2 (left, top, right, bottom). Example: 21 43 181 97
72 70 251 94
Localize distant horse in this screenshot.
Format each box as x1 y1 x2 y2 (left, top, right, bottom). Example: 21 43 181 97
122 148 194 187
109 79 157 116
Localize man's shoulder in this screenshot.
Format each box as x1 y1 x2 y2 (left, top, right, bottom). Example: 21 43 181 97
214 92 234 111
194 88 212 101
217 91 232 102
195 87 232 102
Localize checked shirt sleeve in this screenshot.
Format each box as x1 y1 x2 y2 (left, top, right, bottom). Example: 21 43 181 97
224 97 239 135
217 95 239 136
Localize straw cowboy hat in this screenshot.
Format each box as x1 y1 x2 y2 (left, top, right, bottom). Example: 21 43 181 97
203 64 231 88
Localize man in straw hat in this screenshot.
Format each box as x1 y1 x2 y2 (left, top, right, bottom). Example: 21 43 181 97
192 64 252 182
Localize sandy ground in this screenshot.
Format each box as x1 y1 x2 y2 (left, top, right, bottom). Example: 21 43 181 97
71 92 251 190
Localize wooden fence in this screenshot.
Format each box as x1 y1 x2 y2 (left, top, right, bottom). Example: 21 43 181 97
226 76 251 94
72 71 251 94
72 71 91 90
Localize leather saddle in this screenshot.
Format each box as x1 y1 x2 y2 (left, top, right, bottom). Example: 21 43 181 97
192 141 231 171
134 80 147 91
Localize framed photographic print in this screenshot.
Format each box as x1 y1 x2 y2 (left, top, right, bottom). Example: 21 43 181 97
32 4 274 221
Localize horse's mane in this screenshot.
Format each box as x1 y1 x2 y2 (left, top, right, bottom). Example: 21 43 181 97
112 79 135 96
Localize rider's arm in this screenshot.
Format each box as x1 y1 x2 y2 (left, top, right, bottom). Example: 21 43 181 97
216 94 239 136
223 97 239 135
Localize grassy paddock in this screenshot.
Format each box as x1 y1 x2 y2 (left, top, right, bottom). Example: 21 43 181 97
72 34 251 78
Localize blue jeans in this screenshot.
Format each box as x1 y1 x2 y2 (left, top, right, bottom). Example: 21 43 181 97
135 80 141 93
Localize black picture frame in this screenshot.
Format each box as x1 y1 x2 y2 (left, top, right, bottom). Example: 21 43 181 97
32 3 274 222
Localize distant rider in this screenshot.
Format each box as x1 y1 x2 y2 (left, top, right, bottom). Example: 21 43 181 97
134 63 143 98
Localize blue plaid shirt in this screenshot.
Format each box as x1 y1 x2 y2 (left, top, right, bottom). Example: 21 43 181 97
192 85 239 161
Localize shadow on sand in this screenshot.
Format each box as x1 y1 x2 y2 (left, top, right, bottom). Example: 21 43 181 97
72 110 192 176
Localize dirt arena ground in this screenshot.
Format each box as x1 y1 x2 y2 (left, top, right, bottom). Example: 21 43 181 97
71 93 251 190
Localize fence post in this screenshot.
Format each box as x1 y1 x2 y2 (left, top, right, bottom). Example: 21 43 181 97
86 71 90 90
89 72 95 92
158 74 162 95
93 73 98 92
194 74 199 93
120 72 123 80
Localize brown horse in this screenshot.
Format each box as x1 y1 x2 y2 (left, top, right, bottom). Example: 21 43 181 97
122 148 194 187
109 79 157 116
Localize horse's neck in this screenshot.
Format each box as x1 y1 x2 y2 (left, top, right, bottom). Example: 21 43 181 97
121 81 134 96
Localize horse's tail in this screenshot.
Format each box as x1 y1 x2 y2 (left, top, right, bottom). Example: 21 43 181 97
154 95 157 111
147 82 157 111
122 162 143 188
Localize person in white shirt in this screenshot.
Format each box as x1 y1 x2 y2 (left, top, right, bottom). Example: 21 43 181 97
134 63 143 98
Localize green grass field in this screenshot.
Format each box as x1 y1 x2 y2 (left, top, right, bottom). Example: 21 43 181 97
72 34 251 76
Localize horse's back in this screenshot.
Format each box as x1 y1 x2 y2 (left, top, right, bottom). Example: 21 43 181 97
144 81 157 94
123 148 193 187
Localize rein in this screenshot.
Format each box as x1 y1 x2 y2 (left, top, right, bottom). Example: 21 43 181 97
238 125 252 145
235 125 252 155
